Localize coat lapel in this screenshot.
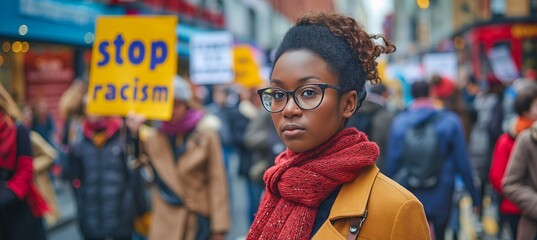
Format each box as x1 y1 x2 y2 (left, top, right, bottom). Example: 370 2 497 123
312 165 379 239
329 165 379 219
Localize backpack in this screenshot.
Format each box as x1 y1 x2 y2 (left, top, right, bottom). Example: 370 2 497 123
394 112 443 189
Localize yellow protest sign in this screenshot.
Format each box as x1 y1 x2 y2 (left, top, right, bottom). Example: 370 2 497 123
233 45 263 88
87 16 177 120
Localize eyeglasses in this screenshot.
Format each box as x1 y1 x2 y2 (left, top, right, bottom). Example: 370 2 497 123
257 83 342 113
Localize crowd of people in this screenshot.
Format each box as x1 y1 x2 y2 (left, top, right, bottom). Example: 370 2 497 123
1 11 536 240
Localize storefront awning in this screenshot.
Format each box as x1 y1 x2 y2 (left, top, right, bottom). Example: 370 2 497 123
0 0 124 46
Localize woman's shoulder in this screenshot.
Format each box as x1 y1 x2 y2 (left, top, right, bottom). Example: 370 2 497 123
334 166 421 215
372 173 420 203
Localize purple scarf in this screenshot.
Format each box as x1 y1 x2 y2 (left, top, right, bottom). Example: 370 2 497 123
159 109 204 135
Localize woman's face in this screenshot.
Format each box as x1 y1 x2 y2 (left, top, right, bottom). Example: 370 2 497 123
270 50 357 152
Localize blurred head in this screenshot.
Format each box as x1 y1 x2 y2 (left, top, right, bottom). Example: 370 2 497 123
515 87 537 120
20 104 34 128
170 76 192 122
411 81 430 99
212 85 229 106
431 74 442 85
263 12 395 152
524 68 536 81
34 101 49 121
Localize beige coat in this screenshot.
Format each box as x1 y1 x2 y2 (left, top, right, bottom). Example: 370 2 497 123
312 165 430 240
30 131 60 226
141 116 230 240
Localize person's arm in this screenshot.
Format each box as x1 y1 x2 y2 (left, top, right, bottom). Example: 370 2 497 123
489 135 511 194
0 125 34 207
503 132 537 218
206 131 230 236
31 131 58 174
390 199 430 239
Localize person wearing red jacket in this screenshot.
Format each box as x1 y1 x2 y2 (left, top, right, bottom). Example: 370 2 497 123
489 87 537 239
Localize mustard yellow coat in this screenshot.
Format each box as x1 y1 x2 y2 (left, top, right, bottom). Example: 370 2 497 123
312 165 431 240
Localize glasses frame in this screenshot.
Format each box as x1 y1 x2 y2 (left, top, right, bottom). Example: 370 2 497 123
257 83 342 113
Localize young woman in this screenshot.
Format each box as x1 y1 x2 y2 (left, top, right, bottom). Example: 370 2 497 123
246 12 430 240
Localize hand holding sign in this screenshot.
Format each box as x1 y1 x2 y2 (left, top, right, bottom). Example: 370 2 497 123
87 16 177 120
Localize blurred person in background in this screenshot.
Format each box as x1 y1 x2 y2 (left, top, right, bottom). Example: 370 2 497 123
66 112 136 240
503 123 537 240
502 87 537 240
57 78 88 183
468 76 506 218
247 12 429 239
206 85 234 170
31 101 56 146
0 84 48 240
386 81 480 240
346 83 394 172
489 87 537 239
431 74 474 139
126 76 230 240
503 68 537 123
21 104 61 227
243 93 284 224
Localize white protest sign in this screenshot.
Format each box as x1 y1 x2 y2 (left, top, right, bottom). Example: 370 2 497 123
488 45 519 83
189 32 234 85
422 52 457 81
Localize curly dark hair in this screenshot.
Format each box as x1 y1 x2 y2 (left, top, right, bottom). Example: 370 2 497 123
273 12 395 109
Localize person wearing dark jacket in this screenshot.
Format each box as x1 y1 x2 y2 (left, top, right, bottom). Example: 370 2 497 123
0 84 48 240
386 81 480 240
68 115 135 240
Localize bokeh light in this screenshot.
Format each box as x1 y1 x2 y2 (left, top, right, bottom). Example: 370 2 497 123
417 0 430 9
18 24 28 36
2 42 10 52
21 42 30 53
12 41 22 53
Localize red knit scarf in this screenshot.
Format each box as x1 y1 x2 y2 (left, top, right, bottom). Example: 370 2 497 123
0 114 16 165
247 128 379 240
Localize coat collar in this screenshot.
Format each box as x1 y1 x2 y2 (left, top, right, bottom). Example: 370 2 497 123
311 165 379 239
329 164 379 219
